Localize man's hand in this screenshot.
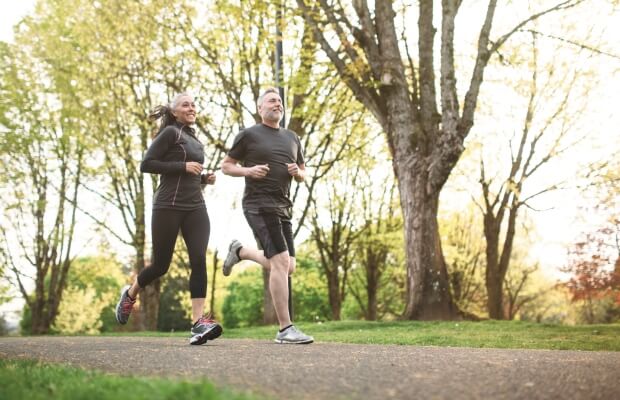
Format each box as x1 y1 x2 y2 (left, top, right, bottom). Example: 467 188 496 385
185 161 203 175
246 164 270 179
287 163 305 182
287 163 299 177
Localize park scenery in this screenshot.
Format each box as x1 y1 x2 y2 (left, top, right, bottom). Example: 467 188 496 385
0 1 619 400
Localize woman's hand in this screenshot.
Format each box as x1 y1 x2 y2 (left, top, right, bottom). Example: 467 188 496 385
201 171 216 185
185 162 203 175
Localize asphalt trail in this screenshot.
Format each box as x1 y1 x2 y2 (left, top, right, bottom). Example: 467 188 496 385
1 337 618 399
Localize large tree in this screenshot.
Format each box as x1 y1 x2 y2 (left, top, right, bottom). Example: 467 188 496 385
296 0 584 319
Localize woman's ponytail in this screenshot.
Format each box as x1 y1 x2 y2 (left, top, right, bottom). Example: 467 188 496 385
148 104 176 135
148 93 192 135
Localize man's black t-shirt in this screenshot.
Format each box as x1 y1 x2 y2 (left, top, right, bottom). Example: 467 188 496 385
228 123 305 214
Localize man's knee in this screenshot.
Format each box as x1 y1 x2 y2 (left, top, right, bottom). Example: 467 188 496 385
288 257 296 276
270 251 290 272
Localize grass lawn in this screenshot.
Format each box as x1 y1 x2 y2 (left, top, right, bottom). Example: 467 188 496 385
109 320 620 351
0 358 267 400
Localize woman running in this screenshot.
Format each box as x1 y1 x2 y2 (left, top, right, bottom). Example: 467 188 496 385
115 92 222 345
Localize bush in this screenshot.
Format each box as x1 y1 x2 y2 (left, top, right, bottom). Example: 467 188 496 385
221 268 264 328
290 257 331 322
221 257 331 328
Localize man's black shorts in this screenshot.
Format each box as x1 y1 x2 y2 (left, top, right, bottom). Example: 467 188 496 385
244 211 295 259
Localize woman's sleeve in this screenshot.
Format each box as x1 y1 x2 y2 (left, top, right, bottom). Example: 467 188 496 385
140 127 186 174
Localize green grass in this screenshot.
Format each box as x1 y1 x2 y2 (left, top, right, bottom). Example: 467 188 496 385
0 358 267 400
221 320 620 351
109 320 619 351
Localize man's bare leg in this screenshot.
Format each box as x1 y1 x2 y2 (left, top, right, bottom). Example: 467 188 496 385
268 251 292 329
239 247 270 269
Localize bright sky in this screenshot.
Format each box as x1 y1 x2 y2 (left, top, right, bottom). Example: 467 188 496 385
0 2 35 43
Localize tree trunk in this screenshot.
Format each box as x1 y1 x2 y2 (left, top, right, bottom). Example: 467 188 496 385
366 270 378 321
483 205 517 320
31 293 47 335
327 273 342 320
137 241 160 331
399 157 460 320
365 251 381 321
135 182 162 330
210 251 219 317
486 270 504 319
140 281 160 331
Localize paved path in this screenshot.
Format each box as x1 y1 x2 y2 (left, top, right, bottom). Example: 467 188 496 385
1 337 618 399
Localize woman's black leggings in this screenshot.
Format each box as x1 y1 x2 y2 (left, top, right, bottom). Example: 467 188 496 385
137 207 210 298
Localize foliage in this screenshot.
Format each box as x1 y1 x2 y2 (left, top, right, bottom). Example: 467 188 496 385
221 258 331 328
0 283 9 306
440 207 487 317
346 218 406 320
157 251 193 332
562 224 620 323
0 0 103 334
221 268 264 329
473 26 599 319
19 305 32 335
557 134 620 323
440 205 562 321
20 256 126 335
517 285 574 324
157 275 192 332
288 257 332 323
52 257 125 334
0 315 9 336
53 287 105 335
0 359 265 400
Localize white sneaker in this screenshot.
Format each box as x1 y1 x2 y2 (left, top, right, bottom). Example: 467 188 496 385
275 325 314 344
223 240 242 276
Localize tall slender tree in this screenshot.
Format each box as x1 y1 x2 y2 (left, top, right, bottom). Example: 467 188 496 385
0 31 86 334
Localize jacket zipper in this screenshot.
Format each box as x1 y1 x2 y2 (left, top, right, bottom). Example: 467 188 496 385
171 125 186 207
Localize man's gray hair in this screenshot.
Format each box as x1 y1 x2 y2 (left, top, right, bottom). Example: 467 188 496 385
257 87 280 107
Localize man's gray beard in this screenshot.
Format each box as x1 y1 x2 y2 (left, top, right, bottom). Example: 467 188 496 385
265 111 282 124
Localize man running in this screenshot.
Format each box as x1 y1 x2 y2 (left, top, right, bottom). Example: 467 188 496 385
220 87 313 344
